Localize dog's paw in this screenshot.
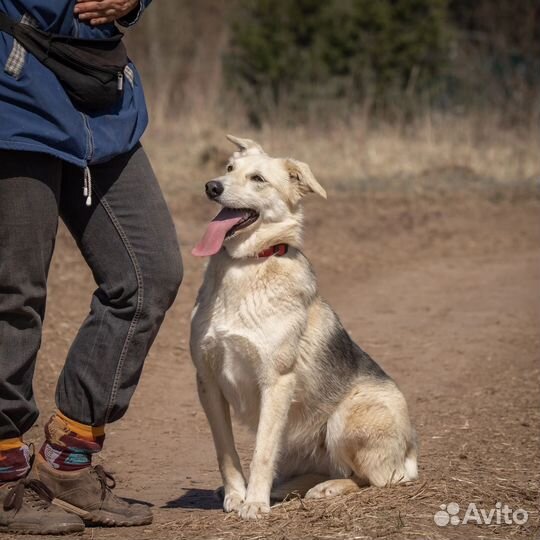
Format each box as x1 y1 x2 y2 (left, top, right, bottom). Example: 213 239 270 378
305 479 359 500
238 501 270 520
223 491 245 513
305 484 337 499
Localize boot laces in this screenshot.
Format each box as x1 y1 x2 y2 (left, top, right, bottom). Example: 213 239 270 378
3 478 54 512
92 465 116 501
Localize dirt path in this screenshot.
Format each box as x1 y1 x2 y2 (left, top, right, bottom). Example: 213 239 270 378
18 193 540 539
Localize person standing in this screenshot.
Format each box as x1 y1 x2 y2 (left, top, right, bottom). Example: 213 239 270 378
0 0 183 533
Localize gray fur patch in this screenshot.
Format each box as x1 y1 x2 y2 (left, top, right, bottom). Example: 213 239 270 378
317 314 388 399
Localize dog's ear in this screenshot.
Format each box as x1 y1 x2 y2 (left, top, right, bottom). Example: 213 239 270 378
285 158 327 200
226 134 265 156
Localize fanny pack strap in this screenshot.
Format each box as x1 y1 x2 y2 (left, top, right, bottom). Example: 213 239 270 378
0 11 36 37
0 11 53 68
0 11 17 33
0 11 39 79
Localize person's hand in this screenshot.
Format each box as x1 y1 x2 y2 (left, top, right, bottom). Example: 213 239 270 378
74 0 140 26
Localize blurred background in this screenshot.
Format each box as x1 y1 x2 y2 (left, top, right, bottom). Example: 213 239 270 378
124 0 540 194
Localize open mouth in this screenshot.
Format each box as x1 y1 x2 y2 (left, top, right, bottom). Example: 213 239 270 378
225 208 259 238
192 207 259 257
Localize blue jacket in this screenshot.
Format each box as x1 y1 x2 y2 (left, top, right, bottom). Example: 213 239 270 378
0 0 151 168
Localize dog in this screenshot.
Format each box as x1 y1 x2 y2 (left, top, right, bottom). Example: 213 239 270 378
190 135 418 520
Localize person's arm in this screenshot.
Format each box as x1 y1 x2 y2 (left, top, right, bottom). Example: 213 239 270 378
74 0 152 27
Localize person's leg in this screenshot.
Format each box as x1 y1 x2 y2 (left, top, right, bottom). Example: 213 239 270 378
0 150 61 477
0 150 84 534
57 143 183 426
34 144 182 526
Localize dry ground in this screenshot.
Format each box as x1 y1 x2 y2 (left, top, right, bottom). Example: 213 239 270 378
10 168 540 539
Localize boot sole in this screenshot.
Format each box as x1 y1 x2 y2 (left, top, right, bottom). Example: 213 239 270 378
52 497 153 527
0 522 84 535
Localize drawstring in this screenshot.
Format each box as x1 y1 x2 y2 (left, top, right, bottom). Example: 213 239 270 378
83 167 92 207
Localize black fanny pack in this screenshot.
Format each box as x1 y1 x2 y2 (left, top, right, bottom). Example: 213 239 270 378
0 11 128 113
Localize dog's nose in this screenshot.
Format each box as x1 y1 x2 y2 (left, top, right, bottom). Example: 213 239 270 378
205 180 224 200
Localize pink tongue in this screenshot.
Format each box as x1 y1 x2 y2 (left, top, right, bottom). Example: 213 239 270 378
192 208 245 257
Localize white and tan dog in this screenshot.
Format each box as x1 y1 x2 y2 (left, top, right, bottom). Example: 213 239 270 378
190 135 417 520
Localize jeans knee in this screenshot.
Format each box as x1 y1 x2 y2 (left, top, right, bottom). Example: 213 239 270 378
144 249 183 315
162 251 183 308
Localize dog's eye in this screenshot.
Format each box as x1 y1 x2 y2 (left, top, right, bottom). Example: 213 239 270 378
251 174 266 183
226 164 234 173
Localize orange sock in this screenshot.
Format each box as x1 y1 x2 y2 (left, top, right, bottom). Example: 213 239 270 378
39 411 105 471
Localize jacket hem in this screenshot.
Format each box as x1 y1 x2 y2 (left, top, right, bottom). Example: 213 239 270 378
0 139 86 167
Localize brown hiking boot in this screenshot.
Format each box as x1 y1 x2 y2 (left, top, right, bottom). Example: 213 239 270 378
31 455 152 527
0 478 84 535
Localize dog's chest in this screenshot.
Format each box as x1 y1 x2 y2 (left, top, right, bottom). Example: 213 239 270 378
202 264 287 351
197 267 285 423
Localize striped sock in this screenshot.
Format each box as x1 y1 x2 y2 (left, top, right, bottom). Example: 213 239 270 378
39 411 105 471
0 438 30 483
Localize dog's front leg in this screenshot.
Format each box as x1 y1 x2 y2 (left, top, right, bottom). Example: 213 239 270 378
238 372 296 520
196 372 247 512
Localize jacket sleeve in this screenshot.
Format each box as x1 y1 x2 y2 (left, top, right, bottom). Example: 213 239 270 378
117 0 152 27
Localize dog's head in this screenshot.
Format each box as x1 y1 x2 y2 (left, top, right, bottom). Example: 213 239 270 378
192 135 326 258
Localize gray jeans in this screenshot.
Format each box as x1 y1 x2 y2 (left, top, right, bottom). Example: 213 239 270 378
0 145 183 439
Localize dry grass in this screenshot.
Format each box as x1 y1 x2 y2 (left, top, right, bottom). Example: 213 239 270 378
143 111 540 197
155 475 539 540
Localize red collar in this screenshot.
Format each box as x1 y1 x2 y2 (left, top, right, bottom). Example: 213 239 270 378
257 244 289 258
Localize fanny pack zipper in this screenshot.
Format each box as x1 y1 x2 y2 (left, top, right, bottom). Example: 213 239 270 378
50 45 124 86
